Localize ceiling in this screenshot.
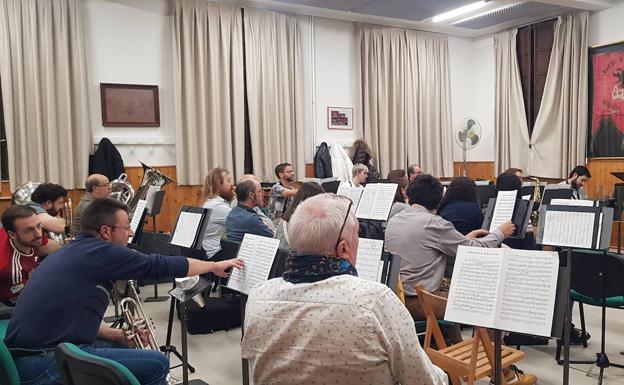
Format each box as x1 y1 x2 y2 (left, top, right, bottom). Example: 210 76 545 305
241 0 614 37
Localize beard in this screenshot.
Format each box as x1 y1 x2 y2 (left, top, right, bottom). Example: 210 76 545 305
16 234 43 248
220 188 236 202
570 177 580 190
47 207 59 217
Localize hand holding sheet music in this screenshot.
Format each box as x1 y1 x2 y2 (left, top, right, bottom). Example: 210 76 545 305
489 190 517 232
226 234 280 295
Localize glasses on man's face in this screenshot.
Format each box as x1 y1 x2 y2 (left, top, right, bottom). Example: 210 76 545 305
331 194 353 251
112 225 132 232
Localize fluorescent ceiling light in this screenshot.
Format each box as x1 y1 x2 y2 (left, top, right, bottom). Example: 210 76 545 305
432 1 488 23
451 2 516 25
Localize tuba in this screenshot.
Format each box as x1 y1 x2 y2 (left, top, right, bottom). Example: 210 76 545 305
110 173 135 204
11 181 42 205
126 162 175 213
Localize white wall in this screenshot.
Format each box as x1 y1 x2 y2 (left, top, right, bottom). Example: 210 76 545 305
84 0 176 167
589 1 624 47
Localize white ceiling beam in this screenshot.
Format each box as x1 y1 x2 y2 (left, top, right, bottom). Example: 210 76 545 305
537 0 611 11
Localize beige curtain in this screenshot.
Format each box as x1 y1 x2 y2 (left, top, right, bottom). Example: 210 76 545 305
357 24 452 177
0 0 91 189
243 7 305 181
530 12 588 178
494 29 530 175
171 0 244 185
495 12 588 178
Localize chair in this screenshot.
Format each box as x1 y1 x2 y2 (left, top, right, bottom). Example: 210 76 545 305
55 343 139 385
416 286 525 385
0 340 19 385
0 319 9 339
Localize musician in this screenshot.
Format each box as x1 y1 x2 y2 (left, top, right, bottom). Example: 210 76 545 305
74 174 111 233
4 198 244 385
200 167 236 259
504 167 524 179
559 165 592 199
267 163 298 222
339 163 368 189
407 163 423 182
0 206 59 317
226 179 273 242
28 183 68 234
242 194 447 385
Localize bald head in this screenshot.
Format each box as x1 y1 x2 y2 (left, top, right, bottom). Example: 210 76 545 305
86 174 111 198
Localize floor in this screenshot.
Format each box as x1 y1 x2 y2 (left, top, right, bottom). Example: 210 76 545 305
111 283 624 385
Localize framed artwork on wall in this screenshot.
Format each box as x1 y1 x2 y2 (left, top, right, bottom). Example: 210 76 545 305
327 107 353 130
587 41 624 158
100 83 160 127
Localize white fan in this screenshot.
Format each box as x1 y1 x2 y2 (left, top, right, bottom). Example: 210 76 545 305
455 117 482 177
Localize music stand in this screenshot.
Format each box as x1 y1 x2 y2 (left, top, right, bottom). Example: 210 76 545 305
144 191 168 303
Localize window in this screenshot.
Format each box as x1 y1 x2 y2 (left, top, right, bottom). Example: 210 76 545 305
516 19 556 137
0 78 7 180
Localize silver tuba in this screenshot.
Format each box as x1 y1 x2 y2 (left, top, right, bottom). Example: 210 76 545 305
110 173 135 204
11 181 42 205
126 162 175 213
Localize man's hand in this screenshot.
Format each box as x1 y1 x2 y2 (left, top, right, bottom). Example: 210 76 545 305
497 221 516 238
212 259 245 278
466 229 489 239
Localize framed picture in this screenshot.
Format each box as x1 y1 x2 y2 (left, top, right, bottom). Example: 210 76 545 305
100 83 160 127
587 41 624 158
327 107 353 130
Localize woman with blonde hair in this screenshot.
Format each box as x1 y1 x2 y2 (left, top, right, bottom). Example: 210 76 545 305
200 167 236 259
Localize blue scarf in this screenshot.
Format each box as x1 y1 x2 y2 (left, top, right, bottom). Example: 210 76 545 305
282 253 358 284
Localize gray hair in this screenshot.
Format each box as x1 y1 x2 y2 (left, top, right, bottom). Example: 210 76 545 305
288 194 359 256
352 163 369 178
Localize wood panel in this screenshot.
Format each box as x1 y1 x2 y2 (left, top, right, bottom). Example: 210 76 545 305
586 158 624 199
305 163 315 178
453 162 495 181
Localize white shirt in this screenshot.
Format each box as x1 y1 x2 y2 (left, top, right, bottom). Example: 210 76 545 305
242 275 447 385
201 196 232 258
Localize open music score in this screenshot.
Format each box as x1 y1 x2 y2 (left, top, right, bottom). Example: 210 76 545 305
343 183 397 221
541 210 596 249
337 183 364 208
226 234 280 295
445 246 559 337
170 211 204 248
489 190 516 231
128 199 147 244
355 238 384 282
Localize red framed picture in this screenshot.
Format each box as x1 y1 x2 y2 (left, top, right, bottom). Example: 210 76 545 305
327 106 353 130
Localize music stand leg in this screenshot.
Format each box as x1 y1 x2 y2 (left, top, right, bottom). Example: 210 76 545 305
493 330 502 385
179 302 207 385
618 221 622 255
562 248 572 385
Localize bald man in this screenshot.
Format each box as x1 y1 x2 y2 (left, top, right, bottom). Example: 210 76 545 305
74 174 111 233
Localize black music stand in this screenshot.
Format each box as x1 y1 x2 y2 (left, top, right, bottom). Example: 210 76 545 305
481 196 533 239
144 191 168 303
168 277 211 385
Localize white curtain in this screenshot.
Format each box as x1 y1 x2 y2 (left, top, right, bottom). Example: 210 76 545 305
495 12 588 178
0 0 91 189
243 7 305 181
357 24 452 177
171 0 245 185
494 29 530 175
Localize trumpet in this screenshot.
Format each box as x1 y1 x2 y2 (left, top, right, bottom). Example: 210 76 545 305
120 281 159 350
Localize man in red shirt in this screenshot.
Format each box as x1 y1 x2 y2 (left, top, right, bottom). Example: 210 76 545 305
1 206 60 306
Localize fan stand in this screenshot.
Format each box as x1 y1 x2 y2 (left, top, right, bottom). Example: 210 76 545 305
461 143 467 177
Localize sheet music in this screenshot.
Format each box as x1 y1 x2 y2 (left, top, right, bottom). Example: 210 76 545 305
337 184 364 209
489 190 517 231
522 195 531 200
226 234 280 295
145 185 161 214
541 210 595 248
355 238 384 282
128 199 147 243
497 249 559 337
550 198 595 207
170 211 203 248
445 247 503 328
356 183 397 221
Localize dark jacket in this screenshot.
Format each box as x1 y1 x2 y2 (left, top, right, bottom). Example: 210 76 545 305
89 138 125 180
351 142 380 182
313 142 333 179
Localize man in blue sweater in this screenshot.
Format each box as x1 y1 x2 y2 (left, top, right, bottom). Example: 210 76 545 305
226 178 274 242
5 198 243 385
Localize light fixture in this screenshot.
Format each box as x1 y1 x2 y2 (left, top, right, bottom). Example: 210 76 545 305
432 1 488 23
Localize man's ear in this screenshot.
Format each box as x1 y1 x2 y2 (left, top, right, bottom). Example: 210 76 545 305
7 231 17 242
99 225 112 240
336 239 351 259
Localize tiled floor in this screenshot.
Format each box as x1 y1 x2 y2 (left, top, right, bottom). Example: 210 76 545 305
113 283 624 385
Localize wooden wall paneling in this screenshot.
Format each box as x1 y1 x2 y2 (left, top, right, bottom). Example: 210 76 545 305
586 159 624 199
305 163 315 178
453 161 495 181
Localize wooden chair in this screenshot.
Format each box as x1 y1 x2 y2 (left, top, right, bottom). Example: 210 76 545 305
416 286 525 385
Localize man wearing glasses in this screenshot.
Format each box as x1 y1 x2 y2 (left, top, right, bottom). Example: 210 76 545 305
74 174 112 233
0 206 60 317
242 194 447 385
5 198 244 385
226 178 274 242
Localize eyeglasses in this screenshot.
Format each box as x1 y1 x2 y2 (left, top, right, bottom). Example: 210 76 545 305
112 225 132 232
333 194 353 251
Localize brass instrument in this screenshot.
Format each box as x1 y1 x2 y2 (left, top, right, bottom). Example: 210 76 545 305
110 173 135 204
11 181 41 205
120 281 159 350
127 162 175 213
530 177 541 228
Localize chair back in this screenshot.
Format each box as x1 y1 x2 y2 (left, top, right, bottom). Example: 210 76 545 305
55 343 140 385
0 340 19 385
568 250 624 299
415 285 449 350
220 239 241 260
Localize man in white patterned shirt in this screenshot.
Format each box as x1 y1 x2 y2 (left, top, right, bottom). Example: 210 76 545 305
242 194 447 385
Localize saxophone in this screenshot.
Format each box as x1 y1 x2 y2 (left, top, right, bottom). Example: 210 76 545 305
530 177 541 228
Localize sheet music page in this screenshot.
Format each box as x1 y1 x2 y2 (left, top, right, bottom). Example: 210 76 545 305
522 195 531 200
550 198 595 207
489 190 517 231
444 246 503 328
128 199 147 243
496 249 559 337
170 211 203 248
541 210 595 248
355 238 384 282
226 234 280 295
337 184 364 209
145 185 160 213
356 183 397 221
